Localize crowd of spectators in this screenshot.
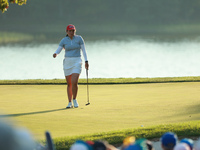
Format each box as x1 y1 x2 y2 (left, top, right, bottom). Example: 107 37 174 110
68 132 200 150
1 118 200 150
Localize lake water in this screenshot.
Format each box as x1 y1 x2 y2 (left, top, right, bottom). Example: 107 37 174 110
0 37 200 80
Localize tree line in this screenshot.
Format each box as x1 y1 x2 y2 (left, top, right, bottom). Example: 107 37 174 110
1 0 200 37
1 0 200 25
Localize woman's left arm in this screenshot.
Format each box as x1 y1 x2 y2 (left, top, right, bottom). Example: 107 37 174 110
81 44 89 70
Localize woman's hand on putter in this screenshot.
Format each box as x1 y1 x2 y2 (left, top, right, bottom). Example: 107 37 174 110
53 53 57 58
85 61 89 70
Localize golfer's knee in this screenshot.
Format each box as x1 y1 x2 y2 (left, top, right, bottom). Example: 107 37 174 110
72 81 78 86
67 82 72 87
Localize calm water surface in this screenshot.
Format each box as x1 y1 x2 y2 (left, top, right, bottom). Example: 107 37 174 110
0 37 200 80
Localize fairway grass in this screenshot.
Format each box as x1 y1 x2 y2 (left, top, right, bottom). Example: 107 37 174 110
0 82 200 143
1 76 200 85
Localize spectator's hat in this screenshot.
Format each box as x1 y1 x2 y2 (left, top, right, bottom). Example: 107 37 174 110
70 140 92 150
180 138 194 150
161 132 178 149
86 141 94 146
135 138 149 150
125 139 149 150
123 136 135 147
125 144 142 150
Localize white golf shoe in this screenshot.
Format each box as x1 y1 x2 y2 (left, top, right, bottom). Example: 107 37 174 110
73 99 79 108
66 102 73 108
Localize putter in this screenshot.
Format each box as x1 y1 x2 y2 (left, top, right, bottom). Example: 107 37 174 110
85 69 90 106
45 131 55 150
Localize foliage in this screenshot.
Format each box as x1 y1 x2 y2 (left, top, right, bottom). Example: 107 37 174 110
15 0 27 6
0 0 26 13
0 0 9 13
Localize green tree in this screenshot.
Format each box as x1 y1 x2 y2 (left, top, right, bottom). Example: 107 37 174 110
0 0 26 13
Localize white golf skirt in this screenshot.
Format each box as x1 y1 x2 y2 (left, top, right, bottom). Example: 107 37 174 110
63 57 82 76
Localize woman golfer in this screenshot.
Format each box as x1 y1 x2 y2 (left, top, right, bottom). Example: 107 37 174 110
53 24 89 108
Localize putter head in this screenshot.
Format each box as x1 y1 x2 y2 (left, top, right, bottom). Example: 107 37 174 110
85 103 90 106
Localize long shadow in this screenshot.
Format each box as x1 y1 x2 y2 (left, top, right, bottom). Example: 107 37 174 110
0 108 67 118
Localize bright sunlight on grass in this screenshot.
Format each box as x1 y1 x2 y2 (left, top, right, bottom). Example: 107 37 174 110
0 82 200 140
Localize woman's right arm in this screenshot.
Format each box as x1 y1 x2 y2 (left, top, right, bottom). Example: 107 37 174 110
53 46 63 58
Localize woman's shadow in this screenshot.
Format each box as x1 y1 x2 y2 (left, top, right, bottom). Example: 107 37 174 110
0 108 67 118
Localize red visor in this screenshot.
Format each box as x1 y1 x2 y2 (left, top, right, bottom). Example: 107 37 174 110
66 24 76 31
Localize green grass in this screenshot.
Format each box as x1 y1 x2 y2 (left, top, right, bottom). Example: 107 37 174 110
0 76 200 85
162 23 200 34
0 31 34 44
0 81 200 149
0 31 46 44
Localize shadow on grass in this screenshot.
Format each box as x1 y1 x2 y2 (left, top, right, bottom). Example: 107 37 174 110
176 103 200 120
156 103 200 123
0 108 67 118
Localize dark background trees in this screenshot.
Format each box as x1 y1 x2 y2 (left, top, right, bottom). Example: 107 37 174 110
1 0 200 40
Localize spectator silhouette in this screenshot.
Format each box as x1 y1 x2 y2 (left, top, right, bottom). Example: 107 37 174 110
180 138 194 150
160 132 178 150
0 118 36 150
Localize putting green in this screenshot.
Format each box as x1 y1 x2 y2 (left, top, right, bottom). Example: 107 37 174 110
0 82 200 140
